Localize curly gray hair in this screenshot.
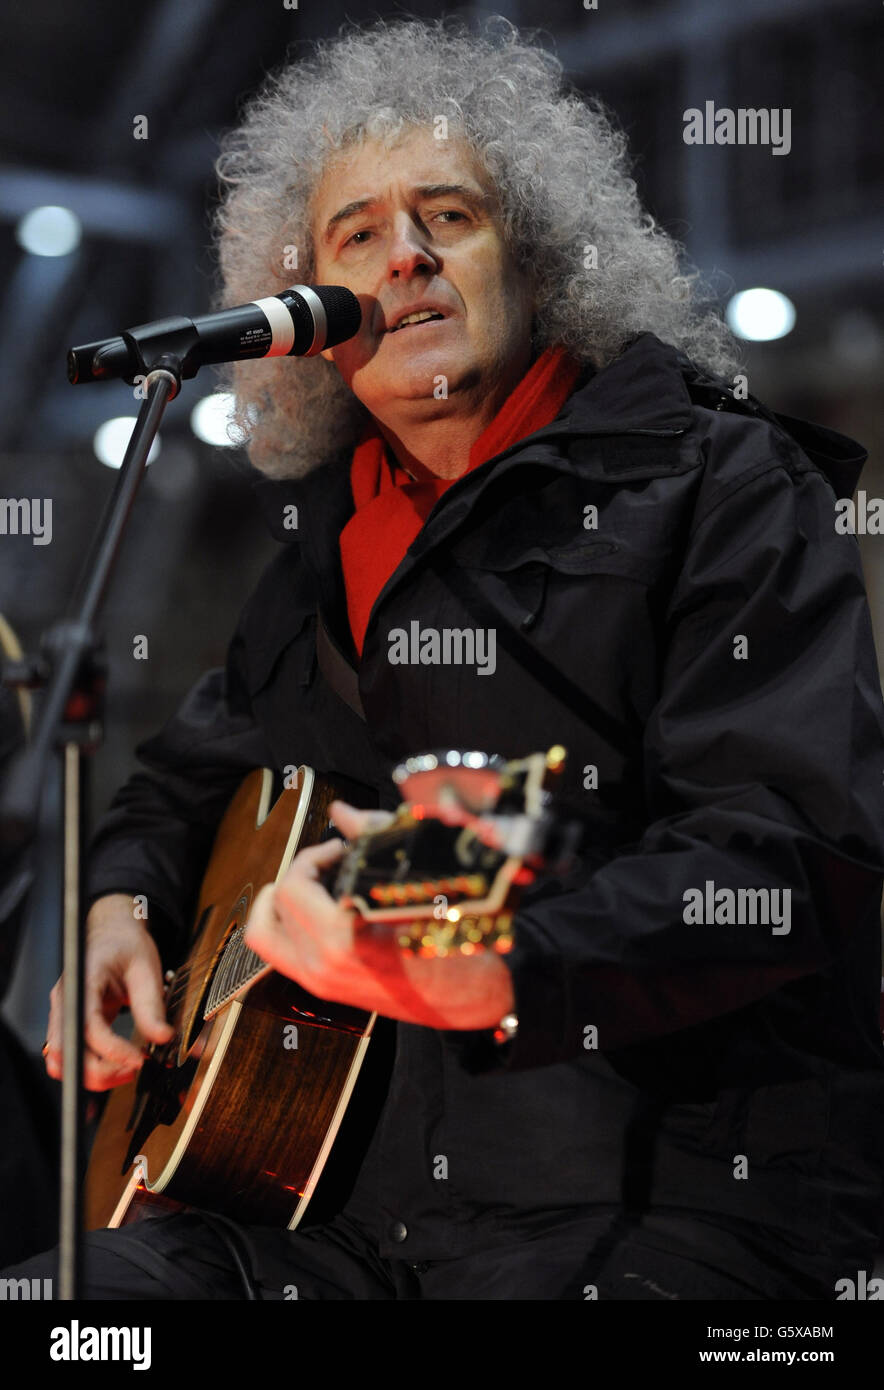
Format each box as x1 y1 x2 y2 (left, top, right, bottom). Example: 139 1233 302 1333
213 14 741 478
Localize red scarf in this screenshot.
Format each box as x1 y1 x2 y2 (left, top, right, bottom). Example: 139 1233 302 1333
340 344 583 656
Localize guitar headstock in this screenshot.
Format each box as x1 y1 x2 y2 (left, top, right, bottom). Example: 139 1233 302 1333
331 746 570 956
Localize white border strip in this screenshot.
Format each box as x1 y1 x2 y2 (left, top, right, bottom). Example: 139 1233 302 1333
253 295 295 356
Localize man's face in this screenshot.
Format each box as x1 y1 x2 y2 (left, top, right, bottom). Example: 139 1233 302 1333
310 127 536 420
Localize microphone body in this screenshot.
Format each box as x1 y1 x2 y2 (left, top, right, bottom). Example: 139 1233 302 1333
67 285 361 385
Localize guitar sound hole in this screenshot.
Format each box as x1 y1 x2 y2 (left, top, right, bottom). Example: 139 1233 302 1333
179 977 213 1058
169 905 214 1058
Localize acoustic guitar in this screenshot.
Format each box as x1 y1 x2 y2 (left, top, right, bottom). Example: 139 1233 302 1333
84 745 573 1231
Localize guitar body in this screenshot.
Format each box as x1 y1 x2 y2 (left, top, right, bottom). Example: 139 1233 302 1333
84 744 567 1233
84 766 375 1231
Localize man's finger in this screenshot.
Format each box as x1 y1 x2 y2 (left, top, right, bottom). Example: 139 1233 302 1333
290 836 348 880
276 840 355 919
329 800 394 839
45 980 63 1063
45 1033 140 1088
124 955 174 1045
82 1049 141 1092
83 985 144 1068
244 883 305 974
243 881 286 950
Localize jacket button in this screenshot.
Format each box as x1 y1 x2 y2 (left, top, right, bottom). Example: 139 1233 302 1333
390 1221 408 1243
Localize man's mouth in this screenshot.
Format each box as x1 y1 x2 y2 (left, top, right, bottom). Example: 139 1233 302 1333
387 310 447 333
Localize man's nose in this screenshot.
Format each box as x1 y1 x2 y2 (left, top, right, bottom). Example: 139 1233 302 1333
386 213 439 278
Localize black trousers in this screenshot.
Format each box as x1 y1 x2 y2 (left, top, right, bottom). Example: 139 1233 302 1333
0 1019 59 1267
4 1199 847 1300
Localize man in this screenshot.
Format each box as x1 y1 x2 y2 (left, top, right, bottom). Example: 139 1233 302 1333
14 15 884 1298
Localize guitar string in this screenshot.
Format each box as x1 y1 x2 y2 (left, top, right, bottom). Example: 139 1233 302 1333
163 946 262 1011
161 935 261 1011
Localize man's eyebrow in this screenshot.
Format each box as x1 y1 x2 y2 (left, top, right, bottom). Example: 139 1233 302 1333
322 183 491 242
323 198 378 242
413 183 490 205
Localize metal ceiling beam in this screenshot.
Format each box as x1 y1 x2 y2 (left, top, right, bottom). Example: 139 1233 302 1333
556 0 854 77
89 0 228 166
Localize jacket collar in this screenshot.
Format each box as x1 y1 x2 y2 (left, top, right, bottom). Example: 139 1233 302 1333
252 330 694 534
545 330 695 439
251 329 869 621
250 332 697 660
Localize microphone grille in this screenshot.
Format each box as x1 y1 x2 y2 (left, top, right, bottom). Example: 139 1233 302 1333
310 285 362 347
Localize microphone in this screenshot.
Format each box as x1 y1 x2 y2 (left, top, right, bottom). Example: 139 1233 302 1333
67 284 362 386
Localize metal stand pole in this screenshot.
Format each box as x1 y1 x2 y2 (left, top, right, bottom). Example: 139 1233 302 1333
0 364 181 1299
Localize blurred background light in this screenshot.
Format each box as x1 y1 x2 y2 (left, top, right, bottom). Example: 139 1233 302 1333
93 416 161 469
15 205 82 258
190 391 238 447
726 288 796 342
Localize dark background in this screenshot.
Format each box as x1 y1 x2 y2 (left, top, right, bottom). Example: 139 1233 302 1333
1 0 882 1044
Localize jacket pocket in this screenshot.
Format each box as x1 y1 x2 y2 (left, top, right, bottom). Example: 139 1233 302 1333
661 1079 830 1167
450 532 663 634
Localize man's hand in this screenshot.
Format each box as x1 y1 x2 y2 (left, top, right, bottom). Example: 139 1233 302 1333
244 800 516 1030
44 893 174 1091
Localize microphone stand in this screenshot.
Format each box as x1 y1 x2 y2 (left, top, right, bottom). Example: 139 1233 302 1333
0 357 182 1300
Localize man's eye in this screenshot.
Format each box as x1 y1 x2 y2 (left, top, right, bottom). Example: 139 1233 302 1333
343 211 468 249
432 210 469 226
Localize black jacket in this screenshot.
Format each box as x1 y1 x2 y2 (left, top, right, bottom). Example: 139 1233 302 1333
87 332 884 1266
